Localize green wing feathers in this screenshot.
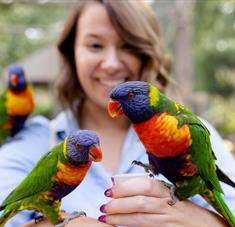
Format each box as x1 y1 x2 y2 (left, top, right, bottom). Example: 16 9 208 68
188 124 223 193
0 142 63 210
0 95 9 143
0 95 8 126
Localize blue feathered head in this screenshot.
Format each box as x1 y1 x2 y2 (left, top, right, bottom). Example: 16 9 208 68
7 64 27 91
65 130 102 165
108 81 158 124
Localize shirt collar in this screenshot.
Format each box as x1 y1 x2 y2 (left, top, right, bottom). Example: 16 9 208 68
118 127 147 174
53 110 79 142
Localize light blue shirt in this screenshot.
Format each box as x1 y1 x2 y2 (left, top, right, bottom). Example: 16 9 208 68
0 111 235 226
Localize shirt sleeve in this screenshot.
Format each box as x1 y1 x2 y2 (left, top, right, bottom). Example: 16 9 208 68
191 117 235 213
0 116 50 226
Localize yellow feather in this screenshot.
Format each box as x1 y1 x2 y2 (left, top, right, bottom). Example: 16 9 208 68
148 84 159 108
63 139 67 158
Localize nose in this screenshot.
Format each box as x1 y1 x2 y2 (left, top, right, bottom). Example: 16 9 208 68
101 47 123 74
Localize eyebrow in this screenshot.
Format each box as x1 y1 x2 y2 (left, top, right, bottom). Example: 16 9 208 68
85 33 102 39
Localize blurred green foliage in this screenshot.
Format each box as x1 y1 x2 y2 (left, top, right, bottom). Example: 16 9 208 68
0 2 69 73
193 0 235 97
195 49 235 96
0 1 69 118
192 0 235 141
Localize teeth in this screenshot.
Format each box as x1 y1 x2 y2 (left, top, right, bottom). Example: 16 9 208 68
100 79 125 87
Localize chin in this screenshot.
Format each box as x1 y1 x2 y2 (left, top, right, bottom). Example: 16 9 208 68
100 85 115 95
90 97 109 111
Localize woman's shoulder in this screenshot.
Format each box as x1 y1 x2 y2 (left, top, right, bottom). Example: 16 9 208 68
23 115 50 133
0 115 51 161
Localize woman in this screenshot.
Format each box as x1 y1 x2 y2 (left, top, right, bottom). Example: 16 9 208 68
0 0 234 226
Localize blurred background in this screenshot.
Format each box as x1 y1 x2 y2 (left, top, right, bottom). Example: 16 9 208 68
0 0 235 154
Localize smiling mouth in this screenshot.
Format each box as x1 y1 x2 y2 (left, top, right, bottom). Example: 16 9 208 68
99 79 126 88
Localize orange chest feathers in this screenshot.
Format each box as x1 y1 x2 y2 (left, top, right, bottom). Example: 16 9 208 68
6 85 34 116
53 161 91 185
133 112 192 157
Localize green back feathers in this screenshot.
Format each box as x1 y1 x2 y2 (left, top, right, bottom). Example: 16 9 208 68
148 83 221 193
149 85 209 134
0 94 10 144
148 84 189 117
0 95 8 127
0 142 64 209
189 124 222 193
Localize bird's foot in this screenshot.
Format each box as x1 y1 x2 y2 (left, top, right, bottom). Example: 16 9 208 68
161 180 177 205
131 160 155 178
55 211 86 227
34 214 44 224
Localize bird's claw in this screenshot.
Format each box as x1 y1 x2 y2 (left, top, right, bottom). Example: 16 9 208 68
161 180 178 205
34 214 44 224
132 160 155 178
55 211 86 227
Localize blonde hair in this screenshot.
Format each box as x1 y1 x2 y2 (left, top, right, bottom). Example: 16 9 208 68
56 0 171 114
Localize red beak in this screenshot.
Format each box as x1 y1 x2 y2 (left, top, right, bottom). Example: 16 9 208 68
108 100 124 118
10 74 18 86
89 144 102 162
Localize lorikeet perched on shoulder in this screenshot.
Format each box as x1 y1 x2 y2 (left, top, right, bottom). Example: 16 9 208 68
0 130 102 226
0 64 34 145
108 81 235 226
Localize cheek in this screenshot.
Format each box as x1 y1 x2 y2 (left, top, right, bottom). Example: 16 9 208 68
75 49 94 82
125 53 142 79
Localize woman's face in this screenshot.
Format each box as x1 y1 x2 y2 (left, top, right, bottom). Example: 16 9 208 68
74 1 142 110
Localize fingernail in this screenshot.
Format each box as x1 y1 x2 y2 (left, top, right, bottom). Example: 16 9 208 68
104 188 113 197
98 215 106 223
100 204 106 213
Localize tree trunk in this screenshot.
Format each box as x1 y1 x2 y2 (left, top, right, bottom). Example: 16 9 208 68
174 0 195 109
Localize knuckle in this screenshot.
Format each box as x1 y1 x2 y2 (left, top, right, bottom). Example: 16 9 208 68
136 195 148 210
143 179 155 194
135 212 148 225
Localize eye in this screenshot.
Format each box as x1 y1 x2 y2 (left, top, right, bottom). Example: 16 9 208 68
75 143 84 150
87 43 103 52
121 43 133 50
127 92 135 100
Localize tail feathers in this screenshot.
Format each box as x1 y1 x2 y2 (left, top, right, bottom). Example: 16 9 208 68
0 209 16 227
0 204 6 212
202 189 235 227
216 166 235 188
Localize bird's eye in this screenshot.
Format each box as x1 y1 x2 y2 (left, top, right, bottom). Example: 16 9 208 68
127 92 135 100
75 143 84 150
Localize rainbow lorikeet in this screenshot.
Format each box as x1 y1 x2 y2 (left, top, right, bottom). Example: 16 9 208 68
0 64 34 145
0 130 102 226
108 81 235 226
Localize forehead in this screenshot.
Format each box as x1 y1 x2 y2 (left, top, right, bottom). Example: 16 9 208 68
77 1 119 40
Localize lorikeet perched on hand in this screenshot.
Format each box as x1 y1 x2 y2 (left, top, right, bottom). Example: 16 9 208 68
0 130 102 226
108 81 235 226
0 64 34 145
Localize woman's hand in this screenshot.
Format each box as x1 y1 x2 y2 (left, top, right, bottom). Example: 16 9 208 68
20 215 113 227
99 178 228 227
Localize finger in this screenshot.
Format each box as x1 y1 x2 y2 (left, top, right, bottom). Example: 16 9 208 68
68 216 113 227
111 178 170 199
104 195 171 215
104 213 169 227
